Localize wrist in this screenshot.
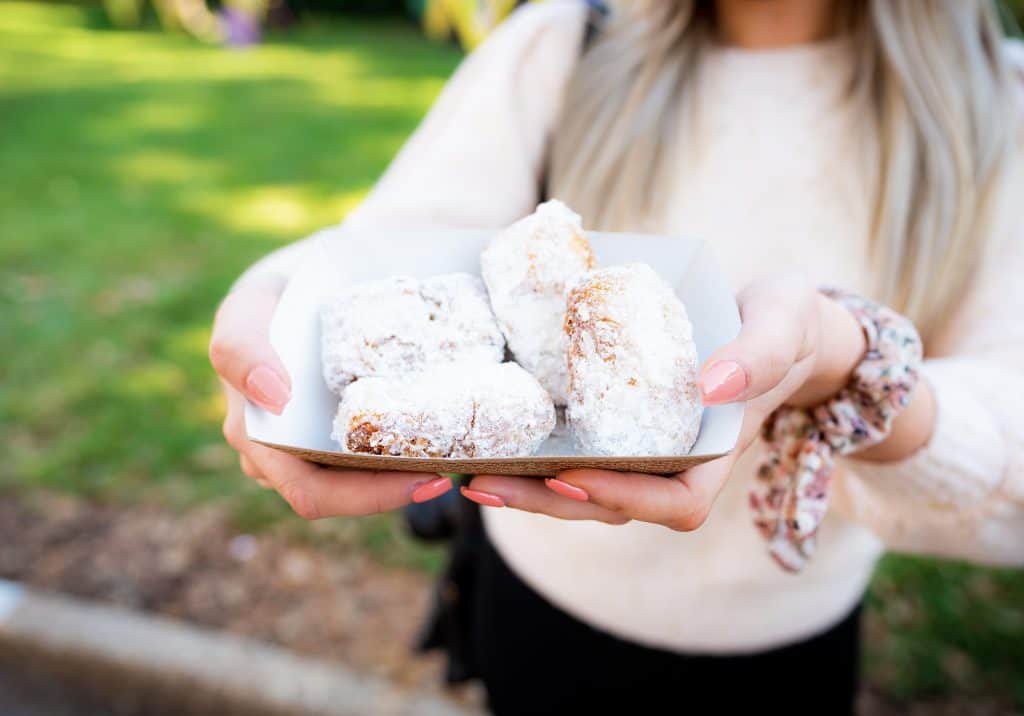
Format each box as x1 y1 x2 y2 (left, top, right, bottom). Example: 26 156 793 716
787 293 867 408
755 288 923 571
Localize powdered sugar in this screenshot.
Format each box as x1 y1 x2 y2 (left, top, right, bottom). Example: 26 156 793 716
480 200 595 405
320 273 504 395
319 206 704 459
333 363 555 458
565 263 702 456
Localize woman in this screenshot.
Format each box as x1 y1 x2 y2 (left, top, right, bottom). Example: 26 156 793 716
210 0 1024 712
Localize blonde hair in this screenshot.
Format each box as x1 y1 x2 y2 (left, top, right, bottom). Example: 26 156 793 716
549 0 1017 340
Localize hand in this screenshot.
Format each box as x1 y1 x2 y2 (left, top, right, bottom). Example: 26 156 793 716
460 276 867 530
209 276 453 520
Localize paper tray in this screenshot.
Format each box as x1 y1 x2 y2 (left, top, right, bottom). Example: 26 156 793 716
246 228 743 476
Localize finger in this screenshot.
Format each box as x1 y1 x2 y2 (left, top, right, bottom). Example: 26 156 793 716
239 454 266 481
241 456 274 489
698 278 817 406
246 442 448 519
552 461 732 531
463 475 629 525
222 387 250 453
209 280 291 414
223 388 269 486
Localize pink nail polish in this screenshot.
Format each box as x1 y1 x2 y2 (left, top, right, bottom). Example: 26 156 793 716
246 365 291 414
411 477 452 503
699 360 747 405
460 487 505 508
545 478 589 502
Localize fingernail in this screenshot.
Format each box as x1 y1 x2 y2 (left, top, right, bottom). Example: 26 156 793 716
460 486 505 508
544 478 588 502
699 360 747 405
411 476 452 503
246 365 291 414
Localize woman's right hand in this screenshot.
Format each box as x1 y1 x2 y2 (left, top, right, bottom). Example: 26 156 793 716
208 276 453 520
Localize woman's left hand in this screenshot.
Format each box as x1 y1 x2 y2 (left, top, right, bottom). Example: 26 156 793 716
461 276 868 530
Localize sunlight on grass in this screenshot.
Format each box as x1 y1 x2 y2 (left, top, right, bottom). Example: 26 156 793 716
121 361 189 397
167 324 215 358
0 10 386 88
330 188 369 218
0 2 82 27
197 390 228 425
227 187 318 234
306 75 450 109
112 103 210 134
180 186 347 239
117 149 220 183
198 186 370 236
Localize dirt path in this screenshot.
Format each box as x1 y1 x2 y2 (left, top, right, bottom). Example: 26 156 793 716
0 492 482 707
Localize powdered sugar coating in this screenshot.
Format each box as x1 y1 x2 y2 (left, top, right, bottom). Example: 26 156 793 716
565 263 702 456
480 200 595 405
333 363 556 458
320 273 504 395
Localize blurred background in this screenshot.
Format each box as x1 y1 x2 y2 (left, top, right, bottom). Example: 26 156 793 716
1 1 1023 713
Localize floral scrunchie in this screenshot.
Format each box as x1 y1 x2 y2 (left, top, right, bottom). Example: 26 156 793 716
750 288 923 572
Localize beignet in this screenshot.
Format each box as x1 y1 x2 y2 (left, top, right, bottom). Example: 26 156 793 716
480 200 594 405
320 273 504 395
564 263 702 456
333 363 555 458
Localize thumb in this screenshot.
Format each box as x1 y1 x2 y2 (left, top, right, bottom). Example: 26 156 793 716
209 278 291 414
698 280 817 406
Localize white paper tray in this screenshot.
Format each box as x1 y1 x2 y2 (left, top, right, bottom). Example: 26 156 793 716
246 228 743 476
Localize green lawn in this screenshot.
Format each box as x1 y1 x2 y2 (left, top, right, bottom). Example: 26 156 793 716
1 2 1021 708
0 1 459 571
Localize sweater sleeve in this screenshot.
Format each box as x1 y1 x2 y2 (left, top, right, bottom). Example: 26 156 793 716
339 0 586 233
831 172 1024 566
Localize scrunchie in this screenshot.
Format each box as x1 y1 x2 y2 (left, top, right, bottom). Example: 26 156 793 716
750 288 923 572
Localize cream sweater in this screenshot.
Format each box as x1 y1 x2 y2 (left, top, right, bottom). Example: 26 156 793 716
336 2 1024 652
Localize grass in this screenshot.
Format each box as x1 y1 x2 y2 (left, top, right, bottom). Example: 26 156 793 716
866 556 1024 707
0 1 459 571
1 2 1021 708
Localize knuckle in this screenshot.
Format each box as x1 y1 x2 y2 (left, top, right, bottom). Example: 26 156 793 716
663 517 689 533
761 345 792 380
603 515 631 526
239 457 259 479
207 337 237 376
664 517 693 533
222 417 245 452
691 504 711 528
593 493 627 515
665 505 710 533
279 481 321 521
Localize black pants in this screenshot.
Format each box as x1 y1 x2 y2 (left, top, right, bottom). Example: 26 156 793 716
419 503 861 715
